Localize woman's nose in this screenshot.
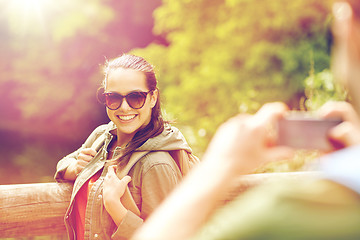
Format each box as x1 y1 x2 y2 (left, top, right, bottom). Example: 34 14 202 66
119 98 132 110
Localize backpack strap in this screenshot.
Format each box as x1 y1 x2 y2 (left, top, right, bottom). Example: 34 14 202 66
169 149 200 177
91 132 107 152
90 133 145 216
116 151 149 217
118 150 199 216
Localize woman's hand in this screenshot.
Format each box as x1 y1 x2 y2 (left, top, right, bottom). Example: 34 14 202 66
203 102 294 176
103 165 131 226
318 101 360 148
64 148 97 180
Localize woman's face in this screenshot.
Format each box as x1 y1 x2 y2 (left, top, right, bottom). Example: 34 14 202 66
105 68 158 139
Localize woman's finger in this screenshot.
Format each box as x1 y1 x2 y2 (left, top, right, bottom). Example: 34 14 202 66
107 165 117 175
80 148 97 157
121 175 132 185
77 159 90 168
78 153 91 162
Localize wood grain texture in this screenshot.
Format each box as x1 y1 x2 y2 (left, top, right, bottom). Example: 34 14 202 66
0 182 72 238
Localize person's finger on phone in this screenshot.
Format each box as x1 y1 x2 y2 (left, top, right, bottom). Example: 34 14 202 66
329 121 360 147
251 102 289 146
318 101 360 147
318 101 359 124
252 102 289 128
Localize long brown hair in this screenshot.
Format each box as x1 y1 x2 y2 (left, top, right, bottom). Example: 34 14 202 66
102 54 166 163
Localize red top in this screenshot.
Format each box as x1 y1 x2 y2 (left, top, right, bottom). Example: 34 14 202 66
74 171 102 240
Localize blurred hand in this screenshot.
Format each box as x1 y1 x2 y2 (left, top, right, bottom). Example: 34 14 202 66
103 165 131 225
203 102 294 176
318 101 360 148
64 148 97 180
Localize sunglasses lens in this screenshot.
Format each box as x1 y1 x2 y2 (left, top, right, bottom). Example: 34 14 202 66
102 91 150 110
105 93 122 110
127 92 147 109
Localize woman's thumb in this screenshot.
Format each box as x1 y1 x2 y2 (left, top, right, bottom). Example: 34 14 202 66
122 175 132 185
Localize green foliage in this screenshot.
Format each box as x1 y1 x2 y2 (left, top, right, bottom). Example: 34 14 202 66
0 0 339 183
133 0 333 154
304 69 348 111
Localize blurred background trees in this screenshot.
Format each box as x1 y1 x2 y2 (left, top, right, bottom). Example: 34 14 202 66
0 0 344 184
133 0 335 152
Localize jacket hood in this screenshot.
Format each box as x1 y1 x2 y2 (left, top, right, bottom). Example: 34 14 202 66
107 122 193 153
139 124 192 152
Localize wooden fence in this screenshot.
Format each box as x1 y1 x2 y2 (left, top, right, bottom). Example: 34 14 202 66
0 172 318 238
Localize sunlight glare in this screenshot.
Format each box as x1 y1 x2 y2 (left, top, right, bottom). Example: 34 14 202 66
6 0 54 35
8 0 52 14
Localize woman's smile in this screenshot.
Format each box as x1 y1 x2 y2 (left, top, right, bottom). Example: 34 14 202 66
117 114 137 121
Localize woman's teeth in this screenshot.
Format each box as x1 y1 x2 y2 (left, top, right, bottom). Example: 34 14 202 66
118 115 136 121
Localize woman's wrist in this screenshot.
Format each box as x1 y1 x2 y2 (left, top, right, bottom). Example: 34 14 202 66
105 198 128 226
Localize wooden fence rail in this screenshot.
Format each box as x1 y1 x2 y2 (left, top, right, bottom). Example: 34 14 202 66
0 172 319 238
0 182 72 238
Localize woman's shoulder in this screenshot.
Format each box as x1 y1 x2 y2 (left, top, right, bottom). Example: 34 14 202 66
139 124 192 152
143 151 175 165
136 151 179 173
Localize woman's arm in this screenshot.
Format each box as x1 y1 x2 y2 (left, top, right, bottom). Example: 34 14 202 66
62 148 97 181
54 124 106 182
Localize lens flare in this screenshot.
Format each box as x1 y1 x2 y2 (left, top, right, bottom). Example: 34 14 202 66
5 0 54 35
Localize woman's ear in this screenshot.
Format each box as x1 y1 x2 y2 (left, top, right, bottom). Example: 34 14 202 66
150 89 158 108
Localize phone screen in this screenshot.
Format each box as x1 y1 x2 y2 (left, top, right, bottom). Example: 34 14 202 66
277 117 342 151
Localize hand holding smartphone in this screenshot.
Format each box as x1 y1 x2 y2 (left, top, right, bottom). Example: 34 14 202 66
277 113 343 151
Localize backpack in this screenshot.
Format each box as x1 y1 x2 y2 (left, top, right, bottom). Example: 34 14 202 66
169 149 200 177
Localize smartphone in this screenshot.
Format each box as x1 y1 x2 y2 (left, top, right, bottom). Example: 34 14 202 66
277 114 343 151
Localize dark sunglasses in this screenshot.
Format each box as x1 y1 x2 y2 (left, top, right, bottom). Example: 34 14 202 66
98 90 152 110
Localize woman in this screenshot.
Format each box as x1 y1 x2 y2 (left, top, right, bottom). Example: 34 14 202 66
54 54 196 240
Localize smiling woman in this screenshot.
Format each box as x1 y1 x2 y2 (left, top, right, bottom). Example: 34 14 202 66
54 54 198 239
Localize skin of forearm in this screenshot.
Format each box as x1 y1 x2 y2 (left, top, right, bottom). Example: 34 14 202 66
105 198 128 226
